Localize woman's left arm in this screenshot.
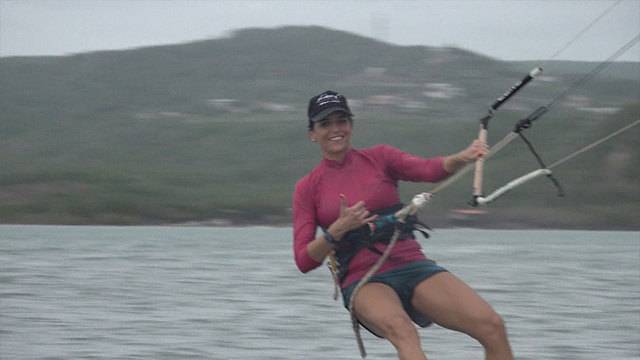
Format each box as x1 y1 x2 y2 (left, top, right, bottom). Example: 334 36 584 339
443 138 489 173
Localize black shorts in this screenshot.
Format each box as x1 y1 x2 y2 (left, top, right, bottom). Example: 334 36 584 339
341 259 448 337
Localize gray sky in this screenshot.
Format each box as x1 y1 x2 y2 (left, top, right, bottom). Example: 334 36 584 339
1 0 639 61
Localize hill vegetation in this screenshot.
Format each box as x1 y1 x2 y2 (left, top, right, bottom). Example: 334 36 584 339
1 26 638 229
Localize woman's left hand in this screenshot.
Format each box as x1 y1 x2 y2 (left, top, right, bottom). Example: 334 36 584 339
443 138 489 173
458 138 489 162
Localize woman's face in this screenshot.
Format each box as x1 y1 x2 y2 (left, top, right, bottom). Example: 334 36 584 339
309 112 353 161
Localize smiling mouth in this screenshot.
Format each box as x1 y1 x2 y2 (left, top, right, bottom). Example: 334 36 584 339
329 135 344 141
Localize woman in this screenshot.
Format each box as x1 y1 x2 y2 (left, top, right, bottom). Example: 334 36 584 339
292 90 514 360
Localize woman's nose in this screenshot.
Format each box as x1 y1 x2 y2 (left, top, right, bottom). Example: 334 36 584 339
329 120 342 131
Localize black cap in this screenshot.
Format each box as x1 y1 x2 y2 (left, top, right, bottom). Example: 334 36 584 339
307 90 353 124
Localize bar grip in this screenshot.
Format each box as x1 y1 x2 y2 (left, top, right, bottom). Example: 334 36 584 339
491 67 542 111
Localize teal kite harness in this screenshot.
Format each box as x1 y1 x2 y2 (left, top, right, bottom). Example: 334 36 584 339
327 203 431 285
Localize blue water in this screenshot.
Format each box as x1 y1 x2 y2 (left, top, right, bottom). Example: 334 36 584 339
1 225 638 359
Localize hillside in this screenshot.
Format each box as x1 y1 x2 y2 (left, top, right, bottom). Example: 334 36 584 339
1 26 638 228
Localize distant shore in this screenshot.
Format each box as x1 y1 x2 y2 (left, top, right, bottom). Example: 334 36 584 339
166 216 640 231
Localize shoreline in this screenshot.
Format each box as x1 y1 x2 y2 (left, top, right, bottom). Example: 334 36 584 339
1 219 638 231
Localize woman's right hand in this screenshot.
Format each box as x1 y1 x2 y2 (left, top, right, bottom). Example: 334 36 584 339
308 194 378 262
329 194 378 241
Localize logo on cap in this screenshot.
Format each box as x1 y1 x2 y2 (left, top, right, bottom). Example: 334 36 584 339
315 93 342 107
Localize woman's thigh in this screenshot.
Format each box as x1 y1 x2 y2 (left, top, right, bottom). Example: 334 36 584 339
352 282 417 338
410 271 499 336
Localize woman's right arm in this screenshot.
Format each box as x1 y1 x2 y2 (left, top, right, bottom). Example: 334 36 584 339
305 206 360 263
292 179 324 272
293 189 376 272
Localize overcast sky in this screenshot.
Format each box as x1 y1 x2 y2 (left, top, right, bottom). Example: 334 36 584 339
1 0 639 61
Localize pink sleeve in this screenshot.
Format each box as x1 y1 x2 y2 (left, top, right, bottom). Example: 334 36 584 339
292 178 322 273
379 144 451 182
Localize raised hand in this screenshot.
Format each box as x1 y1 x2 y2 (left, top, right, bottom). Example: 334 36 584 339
336 194 378 234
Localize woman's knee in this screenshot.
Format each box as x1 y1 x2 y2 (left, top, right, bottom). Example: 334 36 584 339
376 313 419 343
475 311 508 344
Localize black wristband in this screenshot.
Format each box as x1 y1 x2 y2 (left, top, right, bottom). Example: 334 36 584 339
322 228 339 246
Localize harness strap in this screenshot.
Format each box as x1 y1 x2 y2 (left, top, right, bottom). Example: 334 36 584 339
339 193 432 359
329 204 430 285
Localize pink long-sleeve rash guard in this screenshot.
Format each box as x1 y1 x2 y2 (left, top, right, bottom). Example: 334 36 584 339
292 144 451 288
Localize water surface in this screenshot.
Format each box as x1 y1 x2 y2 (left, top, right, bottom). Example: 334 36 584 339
1 226 638 359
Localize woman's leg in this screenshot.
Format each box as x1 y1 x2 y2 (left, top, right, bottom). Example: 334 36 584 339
352 282 428 360
410 272 514 360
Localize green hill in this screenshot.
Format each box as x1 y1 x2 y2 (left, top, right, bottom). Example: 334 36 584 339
1 26 638 228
